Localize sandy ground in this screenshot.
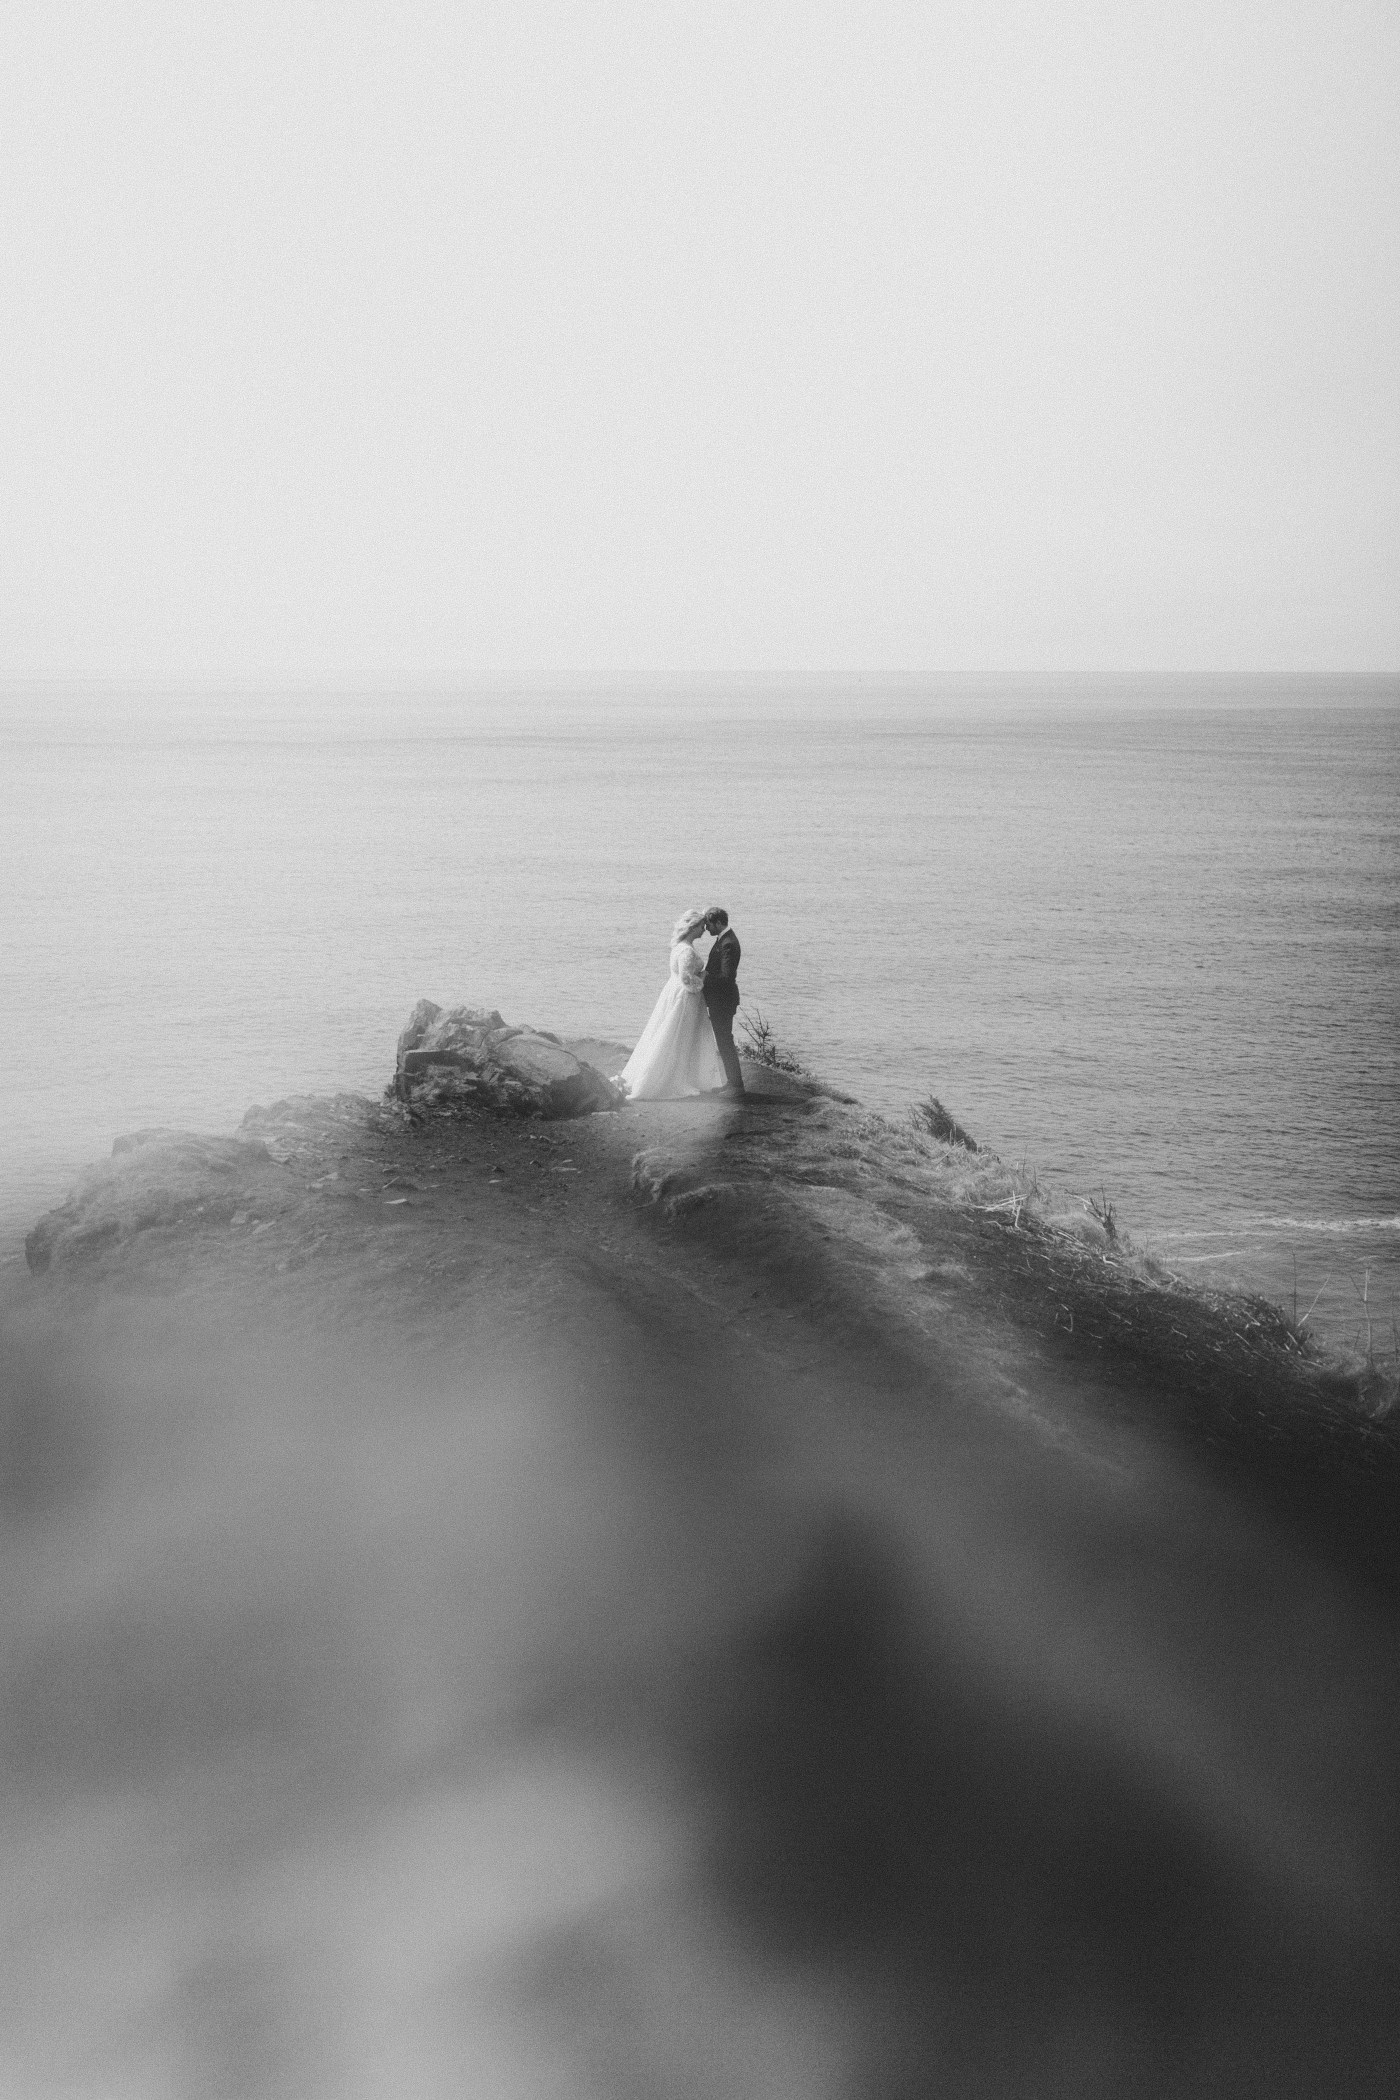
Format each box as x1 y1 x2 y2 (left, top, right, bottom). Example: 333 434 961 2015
3 1062 1398 2096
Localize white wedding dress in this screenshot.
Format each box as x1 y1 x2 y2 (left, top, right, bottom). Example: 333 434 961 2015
621 939 727 1100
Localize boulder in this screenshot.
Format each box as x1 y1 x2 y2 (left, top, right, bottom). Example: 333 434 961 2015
392 1000 618 1121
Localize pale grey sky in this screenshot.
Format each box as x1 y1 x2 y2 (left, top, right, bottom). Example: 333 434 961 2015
2 1 1396 684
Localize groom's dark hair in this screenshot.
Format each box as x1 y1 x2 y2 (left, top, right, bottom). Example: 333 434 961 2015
705 906 729 930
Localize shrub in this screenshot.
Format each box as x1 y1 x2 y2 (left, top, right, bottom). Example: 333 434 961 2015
910 1095 979 1153
739 1009 808 1075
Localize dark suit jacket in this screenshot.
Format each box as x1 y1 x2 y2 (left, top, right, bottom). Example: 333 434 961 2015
703 927 741 1013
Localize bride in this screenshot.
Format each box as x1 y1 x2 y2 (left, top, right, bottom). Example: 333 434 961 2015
620 909 727 1100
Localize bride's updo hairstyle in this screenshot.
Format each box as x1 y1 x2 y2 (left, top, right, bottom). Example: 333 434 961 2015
670 908 706 946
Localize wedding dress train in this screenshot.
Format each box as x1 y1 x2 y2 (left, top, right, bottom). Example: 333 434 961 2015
620 939 726 1100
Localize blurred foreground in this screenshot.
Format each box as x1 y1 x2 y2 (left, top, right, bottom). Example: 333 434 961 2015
3 1084 1398 2095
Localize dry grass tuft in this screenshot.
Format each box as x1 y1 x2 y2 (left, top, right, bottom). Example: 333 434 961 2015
739 1010 809 1075
910 1096 979 1151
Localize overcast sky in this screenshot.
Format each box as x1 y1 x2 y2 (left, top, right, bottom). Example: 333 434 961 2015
2 2 1396 686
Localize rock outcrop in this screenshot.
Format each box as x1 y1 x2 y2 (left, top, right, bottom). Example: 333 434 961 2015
22 1096 386 1275
24 1128 281 1274
392 1000 618 1121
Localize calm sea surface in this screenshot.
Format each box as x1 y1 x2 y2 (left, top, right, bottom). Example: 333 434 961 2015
3 691 1397 1350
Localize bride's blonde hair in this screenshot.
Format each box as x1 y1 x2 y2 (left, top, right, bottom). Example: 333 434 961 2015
670 907 706 946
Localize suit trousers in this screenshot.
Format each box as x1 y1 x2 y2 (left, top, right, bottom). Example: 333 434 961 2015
705 998 745 1092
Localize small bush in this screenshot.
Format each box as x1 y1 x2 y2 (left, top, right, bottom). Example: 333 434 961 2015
739 1010 808 1075
910 1096 979 1153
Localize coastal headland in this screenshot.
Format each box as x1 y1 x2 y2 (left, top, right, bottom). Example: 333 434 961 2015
4 1008 1398 2095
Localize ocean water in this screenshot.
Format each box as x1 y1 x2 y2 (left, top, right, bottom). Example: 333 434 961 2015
3 689 1397 1350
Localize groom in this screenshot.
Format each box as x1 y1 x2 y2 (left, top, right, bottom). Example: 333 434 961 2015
702 906 745 1097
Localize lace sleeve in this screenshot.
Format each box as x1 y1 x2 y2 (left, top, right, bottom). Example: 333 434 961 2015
675 943 704 992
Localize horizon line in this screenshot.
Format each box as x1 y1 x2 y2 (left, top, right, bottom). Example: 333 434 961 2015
3 670 1398 702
